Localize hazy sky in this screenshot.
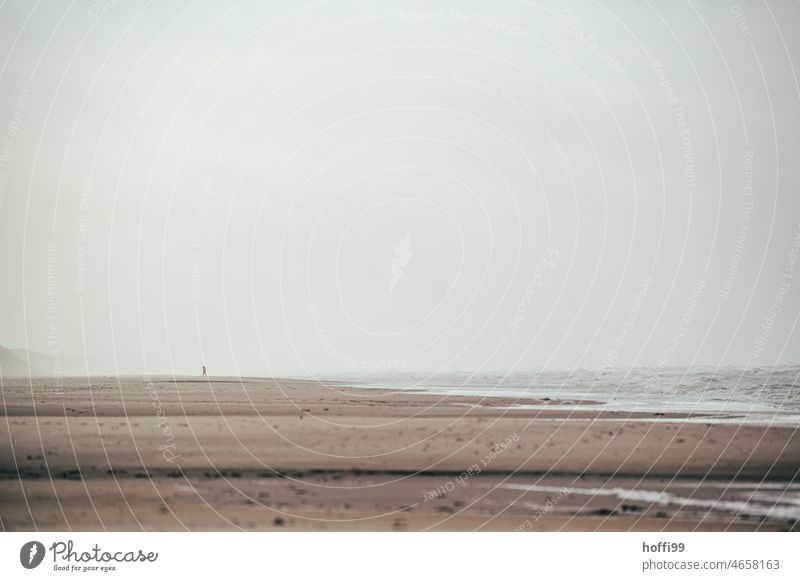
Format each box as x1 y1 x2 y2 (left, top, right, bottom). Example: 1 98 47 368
1 0 798 376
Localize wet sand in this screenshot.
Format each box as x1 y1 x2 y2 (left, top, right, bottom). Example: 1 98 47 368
1 376 798 531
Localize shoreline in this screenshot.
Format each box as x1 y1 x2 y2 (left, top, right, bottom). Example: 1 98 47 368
340 381 800 427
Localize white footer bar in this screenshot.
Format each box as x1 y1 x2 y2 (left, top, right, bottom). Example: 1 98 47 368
1 532 796 580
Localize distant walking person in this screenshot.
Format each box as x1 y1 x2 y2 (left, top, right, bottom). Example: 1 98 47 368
202 365 207 378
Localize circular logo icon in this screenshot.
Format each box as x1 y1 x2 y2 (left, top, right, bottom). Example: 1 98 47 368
20 541 46 569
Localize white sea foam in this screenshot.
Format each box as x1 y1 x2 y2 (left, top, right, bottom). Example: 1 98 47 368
500 483 800 520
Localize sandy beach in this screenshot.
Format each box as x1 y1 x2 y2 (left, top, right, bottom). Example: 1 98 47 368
1 376 798 531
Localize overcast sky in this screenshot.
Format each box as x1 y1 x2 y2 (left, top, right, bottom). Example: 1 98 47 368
1 0 798 376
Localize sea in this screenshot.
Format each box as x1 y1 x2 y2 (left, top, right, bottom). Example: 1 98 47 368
331 365 800 425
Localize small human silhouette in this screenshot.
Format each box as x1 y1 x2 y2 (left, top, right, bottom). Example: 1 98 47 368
202 365 207 378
